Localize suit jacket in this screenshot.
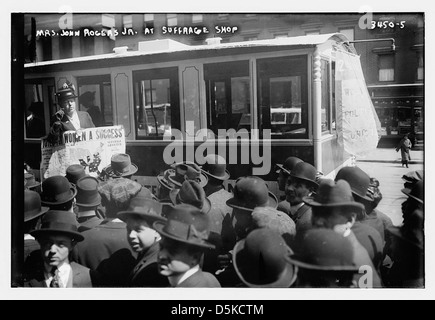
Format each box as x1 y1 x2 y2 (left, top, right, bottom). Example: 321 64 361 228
73 219 136 287
177 269 221 288
24 262 92 287
128 242 169 287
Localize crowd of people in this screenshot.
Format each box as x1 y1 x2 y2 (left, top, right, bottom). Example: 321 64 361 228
20 82 424 288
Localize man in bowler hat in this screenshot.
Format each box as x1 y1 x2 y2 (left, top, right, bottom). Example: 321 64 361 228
40 175 77 212
48 81 94 144
24 210 92 287
153 204 221 287
75 176 104 232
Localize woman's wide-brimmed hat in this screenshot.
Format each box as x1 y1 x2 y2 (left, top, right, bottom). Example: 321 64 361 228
226 176 278 212
233 228 297 288
55 81 78 103
153 204 215 249
201 154 230 181
40 175 77 206
303 179 364 213
103 153 138 178
30 210 84 242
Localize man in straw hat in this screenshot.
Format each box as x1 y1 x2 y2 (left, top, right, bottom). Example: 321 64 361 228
24 210 92 287
277 162 319 237
117 196 169 287
153 204 220 287
48 81 95 144
233 228 297 288
302 179 382 287
287 228 360 288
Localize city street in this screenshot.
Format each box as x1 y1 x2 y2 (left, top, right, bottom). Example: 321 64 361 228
356 147 424 226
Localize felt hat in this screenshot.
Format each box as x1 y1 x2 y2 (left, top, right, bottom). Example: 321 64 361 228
201 154 230 181
25 189 49 222
387 209 424 250
98 178 142 210
118 195 166 226
65 164 86 185
153 204 215 249
226 176 278 212
275 156 303 175
401 180 424 204
303 179 364 213
335 166 373 202
30 210 84 242
55 81 78 103
103 153 138 178
168 162 208 188
25 172 41 189
157 169 177 191
287 228 359 271
169 180 211 214
233 228 297 288
40 175 77 206
289 162 319 189
75 176 101 207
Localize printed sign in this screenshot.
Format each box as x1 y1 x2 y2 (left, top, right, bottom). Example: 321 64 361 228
335 50 381 157
41 126 125 180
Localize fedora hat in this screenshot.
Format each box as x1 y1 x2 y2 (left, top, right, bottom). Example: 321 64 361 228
287 228 359 271
65 164 86 185
303 179 364 213
40 175 77 206
75 176 101 207
289 162 319 189
153 204 215 249
157 169 177 191
25 190 49 222
98 178 142 210
387 208 424 250
103 153 138 178
335 166 373 202
169 180 211 214
25 172 41 189
201 154 230 181
56 81 78 103
30 210 84 242
168 162 208 188
401 179 424 204
118 195 166 226
227 176 278 211
233 228 297 288
275 156 303 175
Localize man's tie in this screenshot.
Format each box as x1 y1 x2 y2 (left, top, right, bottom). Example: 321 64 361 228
49 267 61 288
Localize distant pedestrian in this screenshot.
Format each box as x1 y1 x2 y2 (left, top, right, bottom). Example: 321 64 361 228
396 134 412 168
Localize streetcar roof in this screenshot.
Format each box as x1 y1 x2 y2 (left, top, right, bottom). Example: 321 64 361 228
25 33 351 69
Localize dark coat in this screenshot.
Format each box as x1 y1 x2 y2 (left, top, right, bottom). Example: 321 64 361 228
77 215 104 233
24 261 92 287
48 110 95 144
397 137 412 162
72 219 136 287
352 221 384 269
128 242 169 287
177 269 221 288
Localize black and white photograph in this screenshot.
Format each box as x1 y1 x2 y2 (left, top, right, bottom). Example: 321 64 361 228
5 1 433 302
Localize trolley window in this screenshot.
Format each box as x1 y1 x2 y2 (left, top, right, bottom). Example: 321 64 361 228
204 61 251 137
257 55 308 139
133 67 180 140
77 75 112 127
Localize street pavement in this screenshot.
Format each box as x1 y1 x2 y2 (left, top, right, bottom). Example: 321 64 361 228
355 147 424 226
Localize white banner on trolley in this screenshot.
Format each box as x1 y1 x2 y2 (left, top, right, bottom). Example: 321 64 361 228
41 125 125 180
335 50 381 157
